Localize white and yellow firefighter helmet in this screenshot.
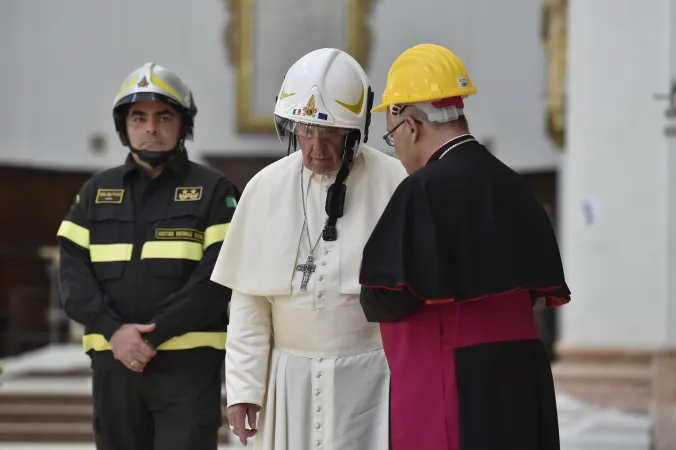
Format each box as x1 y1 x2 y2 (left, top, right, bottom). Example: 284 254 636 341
273 48 374 150
112 62 197 146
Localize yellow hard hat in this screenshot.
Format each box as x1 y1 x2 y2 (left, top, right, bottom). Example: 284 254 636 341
371 44 477 113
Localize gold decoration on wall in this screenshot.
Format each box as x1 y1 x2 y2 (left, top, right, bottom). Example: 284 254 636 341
541 0 567 149
224 0 374 133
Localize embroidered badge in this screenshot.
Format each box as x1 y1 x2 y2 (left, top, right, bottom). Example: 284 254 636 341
155 228 204 243
225 196 238 208
95 189 124 204
302 95 318 118
174 187 203 202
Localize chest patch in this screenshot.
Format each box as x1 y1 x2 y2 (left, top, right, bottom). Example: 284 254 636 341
155 228 205 243
95 189 125 204
175 186 203 202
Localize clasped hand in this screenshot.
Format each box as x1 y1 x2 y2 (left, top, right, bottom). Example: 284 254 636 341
109 323 157 372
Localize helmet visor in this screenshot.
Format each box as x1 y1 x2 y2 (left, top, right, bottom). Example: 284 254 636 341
115 92 185 111
275 116 350 139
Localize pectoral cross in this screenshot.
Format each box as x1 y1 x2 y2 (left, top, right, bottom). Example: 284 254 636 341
296 255 316 291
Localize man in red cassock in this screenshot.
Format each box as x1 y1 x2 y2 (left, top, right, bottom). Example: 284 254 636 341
359 43 571 450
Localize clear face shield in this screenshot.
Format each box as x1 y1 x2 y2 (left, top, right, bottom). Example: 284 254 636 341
275 115 352 153
275 114 360 242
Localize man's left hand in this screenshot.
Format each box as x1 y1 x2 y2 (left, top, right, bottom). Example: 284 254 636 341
110 323 157 372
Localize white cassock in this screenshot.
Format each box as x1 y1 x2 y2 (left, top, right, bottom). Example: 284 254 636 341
211 145 407 450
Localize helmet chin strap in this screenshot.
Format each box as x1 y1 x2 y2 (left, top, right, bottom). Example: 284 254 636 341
322 87 372 240
129 139 185 169
322 131 358 241
287 133 297 157
286 130 358 242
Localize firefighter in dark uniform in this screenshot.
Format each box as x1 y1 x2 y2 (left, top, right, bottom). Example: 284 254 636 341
56 62 239 450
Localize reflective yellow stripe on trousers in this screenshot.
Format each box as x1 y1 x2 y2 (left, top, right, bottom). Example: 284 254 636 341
83 332 227 352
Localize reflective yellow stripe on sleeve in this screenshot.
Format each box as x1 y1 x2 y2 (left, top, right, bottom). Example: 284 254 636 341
203 223 230 249
82 331 227 352
57 221 90 249
141 241 203 261
90 244 134 262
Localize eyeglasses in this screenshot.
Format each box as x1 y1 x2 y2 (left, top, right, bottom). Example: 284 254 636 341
382 104 423 147
382 120 406 147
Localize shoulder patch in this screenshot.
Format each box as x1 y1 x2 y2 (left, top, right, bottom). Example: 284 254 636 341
225 196 238 208
95 189 124 204
175 186 203 202
155 228 204 243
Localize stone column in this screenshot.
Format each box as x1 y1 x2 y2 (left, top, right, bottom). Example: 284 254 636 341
556 0 676 448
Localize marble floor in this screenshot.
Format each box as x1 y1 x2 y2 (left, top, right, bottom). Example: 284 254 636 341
0 344 654 450
2 446 238 450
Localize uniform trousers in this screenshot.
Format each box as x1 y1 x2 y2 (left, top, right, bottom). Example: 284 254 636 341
91 357 222 450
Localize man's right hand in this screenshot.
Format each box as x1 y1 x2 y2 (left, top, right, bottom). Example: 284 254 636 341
227 403 261 446
109 323 157 372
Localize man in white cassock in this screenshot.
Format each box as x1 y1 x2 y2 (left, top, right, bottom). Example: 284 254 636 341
210 48 407 450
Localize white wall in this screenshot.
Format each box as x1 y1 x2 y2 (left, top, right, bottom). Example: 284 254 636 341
369 0 561 173
0 0 560 172
560 0 673 347
667 0 676 347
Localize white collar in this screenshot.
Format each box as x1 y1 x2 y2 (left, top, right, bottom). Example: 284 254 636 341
438 135 477 160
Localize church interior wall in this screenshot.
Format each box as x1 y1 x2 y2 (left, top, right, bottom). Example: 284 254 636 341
2 0 670 447
0 0 561 172
0 0 564 358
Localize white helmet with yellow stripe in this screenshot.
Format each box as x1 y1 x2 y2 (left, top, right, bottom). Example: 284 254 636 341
112 62 197 147
274 49 375 242
274 48 374 153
